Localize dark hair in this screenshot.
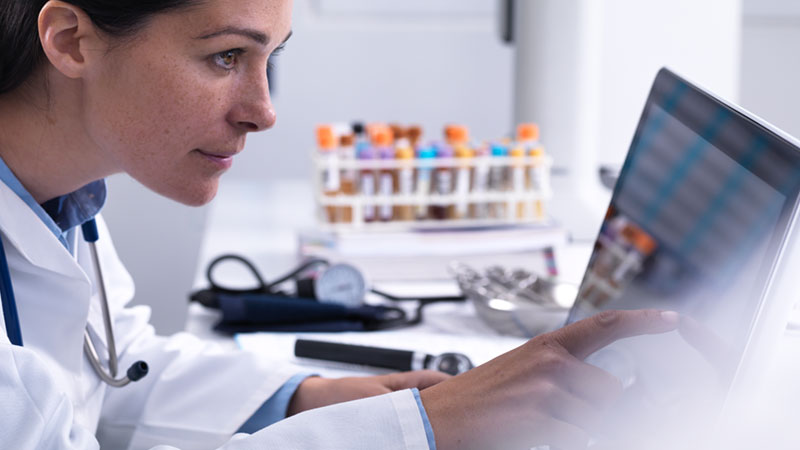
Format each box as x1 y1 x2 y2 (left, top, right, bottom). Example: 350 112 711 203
0 1 198 95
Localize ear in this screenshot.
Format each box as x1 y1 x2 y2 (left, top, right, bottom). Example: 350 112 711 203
38 1 105 79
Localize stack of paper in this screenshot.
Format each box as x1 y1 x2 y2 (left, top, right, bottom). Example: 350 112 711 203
298 224 568 281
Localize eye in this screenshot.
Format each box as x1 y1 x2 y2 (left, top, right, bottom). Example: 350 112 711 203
212 49 244 71
272 42 287 57
267 43 287 72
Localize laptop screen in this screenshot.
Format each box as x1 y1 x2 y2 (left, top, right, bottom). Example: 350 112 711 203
565 68 800 447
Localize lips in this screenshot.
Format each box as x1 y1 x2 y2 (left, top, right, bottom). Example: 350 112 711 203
196 149 239 158
195 149 237 169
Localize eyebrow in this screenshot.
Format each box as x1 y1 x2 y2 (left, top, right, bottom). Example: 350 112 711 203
195 27 292 47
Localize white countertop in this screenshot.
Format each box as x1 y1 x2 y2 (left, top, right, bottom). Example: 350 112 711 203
186 178 800 447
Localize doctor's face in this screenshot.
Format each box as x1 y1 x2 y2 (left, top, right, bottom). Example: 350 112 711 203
84 0 292 205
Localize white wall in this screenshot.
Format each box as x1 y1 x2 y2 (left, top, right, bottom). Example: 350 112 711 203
102 0 513 334
596 0 743 168
225 0 514 182
102 175 208 334
101 0 800 334
740 0 800 140
511 0 743 239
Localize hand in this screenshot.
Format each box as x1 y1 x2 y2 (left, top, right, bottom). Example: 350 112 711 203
419 309 680 450
287 369 450 416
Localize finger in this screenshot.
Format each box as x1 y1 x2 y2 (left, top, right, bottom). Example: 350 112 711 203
550 309 679 360
532 416 591 450
563 360 624 407
379 370 451 391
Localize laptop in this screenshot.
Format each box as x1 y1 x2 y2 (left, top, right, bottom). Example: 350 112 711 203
565 68 800 449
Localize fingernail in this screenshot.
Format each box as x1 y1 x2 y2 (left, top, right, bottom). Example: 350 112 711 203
660 310 680 324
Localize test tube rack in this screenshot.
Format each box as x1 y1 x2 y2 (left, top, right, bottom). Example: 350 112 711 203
312 153 554 232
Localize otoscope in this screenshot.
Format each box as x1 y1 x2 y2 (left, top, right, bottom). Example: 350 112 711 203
294 339 474 376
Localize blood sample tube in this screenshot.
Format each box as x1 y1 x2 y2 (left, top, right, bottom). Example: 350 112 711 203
489 144 509 219
470 144 491 219
316 125 339 223
374 128 395 222
394 143 415 221
358 144 378 223
338 134 357 223
415 146 436 220
510 145 527 219
453 143 474 219
430 143 454 220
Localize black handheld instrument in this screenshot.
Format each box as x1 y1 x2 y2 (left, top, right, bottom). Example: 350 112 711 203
294 339 474 375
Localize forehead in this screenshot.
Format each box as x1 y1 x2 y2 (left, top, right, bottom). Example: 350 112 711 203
148 0 292 43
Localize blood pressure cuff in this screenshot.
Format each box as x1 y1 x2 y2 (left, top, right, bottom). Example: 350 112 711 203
193 291 406 334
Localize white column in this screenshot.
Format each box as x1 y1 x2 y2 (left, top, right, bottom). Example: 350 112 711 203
512 0 742 240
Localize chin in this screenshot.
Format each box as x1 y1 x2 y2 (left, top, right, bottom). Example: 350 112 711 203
180 185 219 206
179 191 217 207
156 180 220 207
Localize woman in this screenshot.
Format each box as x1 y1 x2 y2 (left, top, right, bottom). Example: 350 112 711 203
0 1 679 448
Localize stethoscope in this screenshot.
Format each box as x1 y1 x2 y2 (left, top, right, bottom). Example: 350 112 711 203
0 218 148 387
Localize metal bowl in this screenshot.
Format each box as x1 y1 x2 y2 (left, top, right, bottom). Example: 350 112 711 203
450 263 577 338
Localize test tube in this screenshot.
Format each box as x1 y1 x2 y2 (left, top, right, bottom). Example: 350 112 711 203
358 144 378 223
470 144 491 219
430 143 454 220
338 134 357 223
444 124 469 147
529 146 549 220
374 128 395 222
388 123 405 144
488 144 509 219
516 123 540 150
611 225 657 286
407 125 423 148
517 123 546 220
453 143 474 219
394 143 415 221
510 145 527 219
415 146 436 220
316 125 340 223
351 122 369 152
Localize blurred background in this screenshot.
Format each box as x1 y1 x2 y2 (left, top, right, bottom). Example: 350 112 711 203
101 0 800 334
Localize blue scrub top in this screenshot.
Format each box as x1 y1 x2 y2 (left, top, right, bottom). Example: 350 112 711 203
0 155 105 253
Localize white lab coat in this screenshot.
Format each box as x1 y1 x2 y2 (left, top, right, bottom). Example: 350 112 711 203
0 181 432 450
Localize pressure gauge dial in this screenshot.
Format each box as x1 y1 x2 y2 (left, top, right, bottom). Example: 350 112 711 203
314 263 366 308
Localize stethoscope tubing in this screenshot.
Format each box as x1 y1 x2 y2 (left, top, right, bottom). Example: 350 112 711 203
0 219 146 386
0 233 23 346
84 229 120 378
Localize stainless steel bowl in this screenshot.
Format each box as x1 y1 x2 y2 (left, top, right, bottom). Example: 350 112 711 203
450 263 577 338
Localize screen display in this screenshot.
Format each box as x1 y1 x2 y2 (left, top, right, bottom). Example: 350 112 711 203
566 69 800 448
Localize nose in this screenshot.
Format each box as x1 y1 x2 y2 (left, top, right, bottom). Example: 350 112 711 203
227 70 276 133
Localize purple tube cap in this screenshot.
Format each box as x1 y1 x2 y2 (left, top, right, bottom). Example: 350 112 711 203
358 146 378 159
379 147 396 159
434 143 454 158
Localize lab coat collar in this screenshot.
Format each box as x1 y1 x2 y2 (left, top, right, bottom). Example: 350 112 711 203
0 182 86 279
0 182 91 373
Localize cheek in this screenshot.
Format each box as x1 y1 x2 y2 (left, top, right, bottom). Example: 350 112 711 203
87 57 226 166
84 55 233 205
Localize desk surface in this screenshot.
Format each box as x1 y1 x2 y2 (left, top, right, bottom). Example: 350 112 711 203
187 179 800 446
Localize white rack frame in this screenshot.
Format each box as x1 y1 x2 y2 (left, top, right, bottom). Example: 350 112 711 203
312 154 554 232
